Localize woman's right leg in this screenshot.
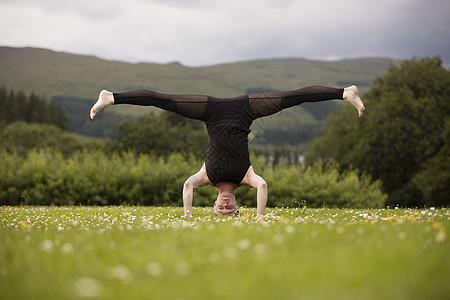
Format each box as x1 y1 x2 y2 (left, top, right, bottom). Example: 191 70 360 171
90 89 208 121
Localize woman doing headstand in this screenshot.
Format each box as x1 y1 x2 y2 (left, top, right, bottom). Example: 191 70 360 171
90 85 365 218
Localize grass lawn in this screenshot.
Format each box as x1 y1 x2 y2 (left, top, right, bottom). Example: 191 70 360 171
1 206 448 300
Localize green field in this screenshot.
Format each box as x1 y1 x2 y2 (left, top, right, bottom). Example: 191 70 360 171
1 206 448 300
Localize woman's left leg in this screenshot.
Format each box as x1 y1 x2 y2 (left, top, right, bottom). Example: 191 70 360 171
247 85 364 119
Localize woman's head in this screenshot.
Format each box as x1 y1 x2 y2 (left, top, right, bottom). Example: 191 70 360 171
214 192 239 216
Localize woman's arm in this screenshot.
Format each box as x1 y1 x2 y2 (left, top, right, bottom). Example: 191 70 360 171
182 164 210 218
241 166 268 216
256 179 268 216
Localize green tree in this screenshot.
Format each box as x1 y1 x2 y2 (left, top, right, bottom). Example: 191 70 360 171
306 57 450 207
0 88 69 130
412 118 450 207
115 111 209 157
0 122 102 156
48 99 70 131
27 92 49 123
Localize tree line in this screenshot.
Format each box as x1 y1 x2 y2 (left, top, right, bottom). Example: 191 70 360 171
0 88 69 131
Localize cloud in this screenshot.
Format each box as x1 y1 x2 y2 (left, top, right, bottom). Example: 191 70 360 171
1 0 449 66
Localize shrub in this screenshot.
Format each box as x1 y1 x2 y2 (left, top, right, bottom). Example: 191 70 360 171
261 161 386 208
0 149 386 208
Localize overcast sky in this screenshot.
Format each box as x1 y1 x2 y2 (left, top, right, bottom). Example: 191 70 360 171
1 0 449 67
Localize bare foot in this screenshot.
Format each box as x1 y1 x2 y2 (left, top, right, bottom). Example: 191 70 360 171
90 90 114 119
343 85 365 117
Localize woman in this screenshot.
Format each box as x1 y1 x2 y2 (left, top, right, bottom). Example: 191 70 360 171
90 85 365 218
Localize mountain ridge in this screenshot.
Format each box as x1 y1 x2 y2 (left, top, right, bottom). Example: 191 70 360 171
0 46 400 148
0 46 398 99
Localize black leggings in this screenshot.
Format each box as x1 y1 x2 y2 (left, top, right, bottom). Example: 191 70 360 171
113 86 344 122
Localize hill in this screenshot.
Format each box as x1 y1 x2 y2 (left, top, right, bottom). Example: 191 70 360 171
0 46 396 97
0 46 399 148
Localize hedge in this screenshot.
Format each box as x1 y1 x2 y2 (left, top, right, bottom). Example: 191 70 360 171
0 149 386 208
